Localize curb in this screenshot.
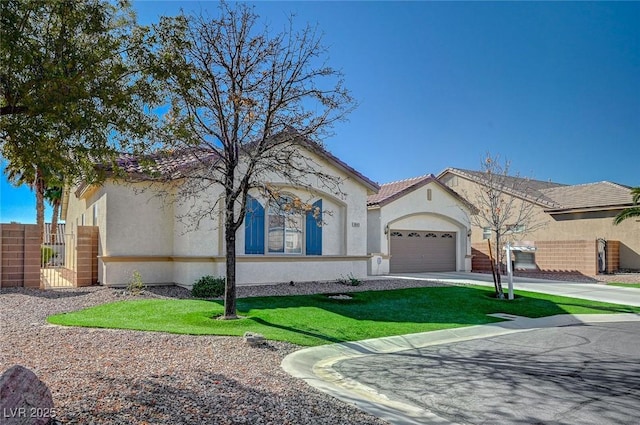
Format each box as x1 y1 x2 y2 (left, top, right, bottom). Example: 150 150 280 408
282 313 640 425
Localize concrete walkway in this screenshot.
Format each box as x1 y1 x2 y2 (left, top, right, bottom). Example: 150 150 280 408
281 272 640 425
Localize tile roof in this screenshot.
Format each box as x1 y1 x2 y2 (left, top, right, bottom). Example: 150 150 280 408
439 168 567 208
439 168 634 211
109 149 217 180
367 174 472 210
367 175 434 206
95 138 379 193
301 140 379 193
541 181 633 212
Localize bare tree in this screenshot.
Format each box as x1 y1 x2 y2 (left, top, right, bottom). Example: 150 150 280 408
143 3 354 318
465 153 547 298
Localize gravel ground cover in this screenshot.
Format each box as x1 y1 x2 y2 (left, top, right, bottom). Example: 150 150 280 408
600 273 640 284
2 274 638 424
1 279 448 425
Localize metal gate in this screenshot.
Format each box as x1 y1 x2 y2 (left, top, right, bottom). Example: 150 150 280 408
597 238 607 274
41 233 75 288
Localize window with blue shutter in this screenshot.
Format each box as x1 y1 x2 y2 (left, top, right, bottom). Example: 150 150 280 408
305 199 322 255
245 196 264 254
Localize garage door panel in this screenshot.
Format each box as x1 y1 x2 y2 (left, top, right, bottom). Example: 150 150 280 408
390 230 456 273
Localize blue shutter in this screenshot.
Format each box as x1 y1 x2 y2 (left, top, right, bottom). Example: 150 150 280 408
306 199 322 255
245 196 264 254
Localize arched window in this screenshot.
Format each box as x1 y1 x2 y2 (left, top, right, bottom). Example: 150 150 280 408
268 194 303 254
245 194 323 255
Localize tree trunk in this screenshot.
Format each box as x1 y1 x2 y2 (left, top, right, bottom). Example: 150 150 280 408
493 232 505 299
223 231 238 319
51 201 60 245
34 168 45 245
223 196 238 319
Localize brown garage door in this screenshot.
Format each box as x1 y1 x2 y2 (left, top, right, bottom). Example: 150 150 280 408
390 230 456 273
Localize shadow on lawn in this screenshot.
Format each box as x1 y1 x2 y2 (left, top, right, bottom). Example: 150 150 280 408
231 286 640 325
249 317 344 344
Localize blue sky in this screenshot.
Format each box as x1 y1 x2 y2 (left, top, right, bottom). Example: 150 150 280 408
2 1 639 224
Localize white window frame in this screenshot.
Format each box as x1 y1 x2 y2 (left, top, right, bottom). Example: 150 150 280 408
267 194 304 255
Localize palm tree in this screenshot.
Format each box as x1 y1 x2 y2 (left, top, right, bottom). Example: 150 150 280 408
5 162 46 243
44 185 63 244
614 187 640 225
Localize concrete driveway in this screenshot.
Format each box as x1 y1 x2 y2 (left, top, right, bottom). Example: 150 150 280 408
387 272 640 307
282 273 640 424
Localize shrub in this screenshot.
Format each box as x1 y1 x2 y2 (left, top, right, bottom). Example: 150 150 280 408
192 275 226 298
41 246 55 266
127 270 146 296
337 273 361 286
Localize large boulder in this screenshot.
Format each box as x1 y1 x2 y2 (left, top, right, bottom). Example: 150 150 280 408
0 365 55 425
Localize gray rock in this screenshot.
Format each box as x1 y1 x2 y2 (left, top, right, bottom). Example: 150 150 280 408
0 365 55 425
243 332 265 347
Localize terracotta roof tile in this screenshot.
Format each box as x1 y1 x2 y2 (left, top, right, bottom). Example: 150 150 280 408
101 139 379 193
110 149 217 179
439 168 567 208
367 175 433 206
438 168 634 211
367 174 473 211
541 181 633 211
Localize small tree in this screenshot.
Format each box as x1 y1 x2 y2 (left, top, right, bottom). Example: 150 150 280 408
466 153 547 298
614 187 640 225
144 3 354 318
1 0 159 207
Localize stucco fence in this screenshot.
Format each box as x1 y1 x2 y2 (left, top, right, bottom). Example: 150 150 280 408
0 223 98 289
471 239 620 277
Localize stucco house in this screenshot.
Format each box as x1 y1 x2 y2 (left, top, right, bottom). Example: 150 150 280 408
367 174 473 275
61 141 379 287
438 168 640 275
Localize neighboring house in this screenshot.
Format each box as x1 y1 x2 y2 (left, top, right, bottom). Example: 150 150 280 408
367 174 473 275
61 142 379 287
438 168 640 275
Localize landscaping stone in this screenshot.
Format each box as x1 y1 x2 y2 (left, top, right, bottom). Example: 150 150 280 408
328 294 352 300
243 331 265 346
0 365 55 425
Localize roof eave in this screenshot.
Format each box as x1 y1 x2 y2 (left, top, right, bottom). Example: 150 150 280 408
438 168 559 209
545 204 633 215
303 141 380 193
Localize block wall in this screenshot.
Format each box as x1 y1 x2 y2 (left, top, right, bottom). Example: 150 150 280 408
0 224 98 288
0 224 41 288
471 239 620 277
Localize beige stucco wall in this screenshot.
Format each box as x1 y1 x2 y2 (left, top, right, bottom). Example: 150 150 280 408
65 145 375 286
537 213 640 269
234 256 368 286
441 173 640 270
65 180 175 285
172 183 221 257
368 181 472 274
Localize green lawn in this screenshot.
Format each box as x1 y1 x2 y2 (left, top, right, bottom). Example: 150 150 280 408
47 285 640 346
607 282 640 289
